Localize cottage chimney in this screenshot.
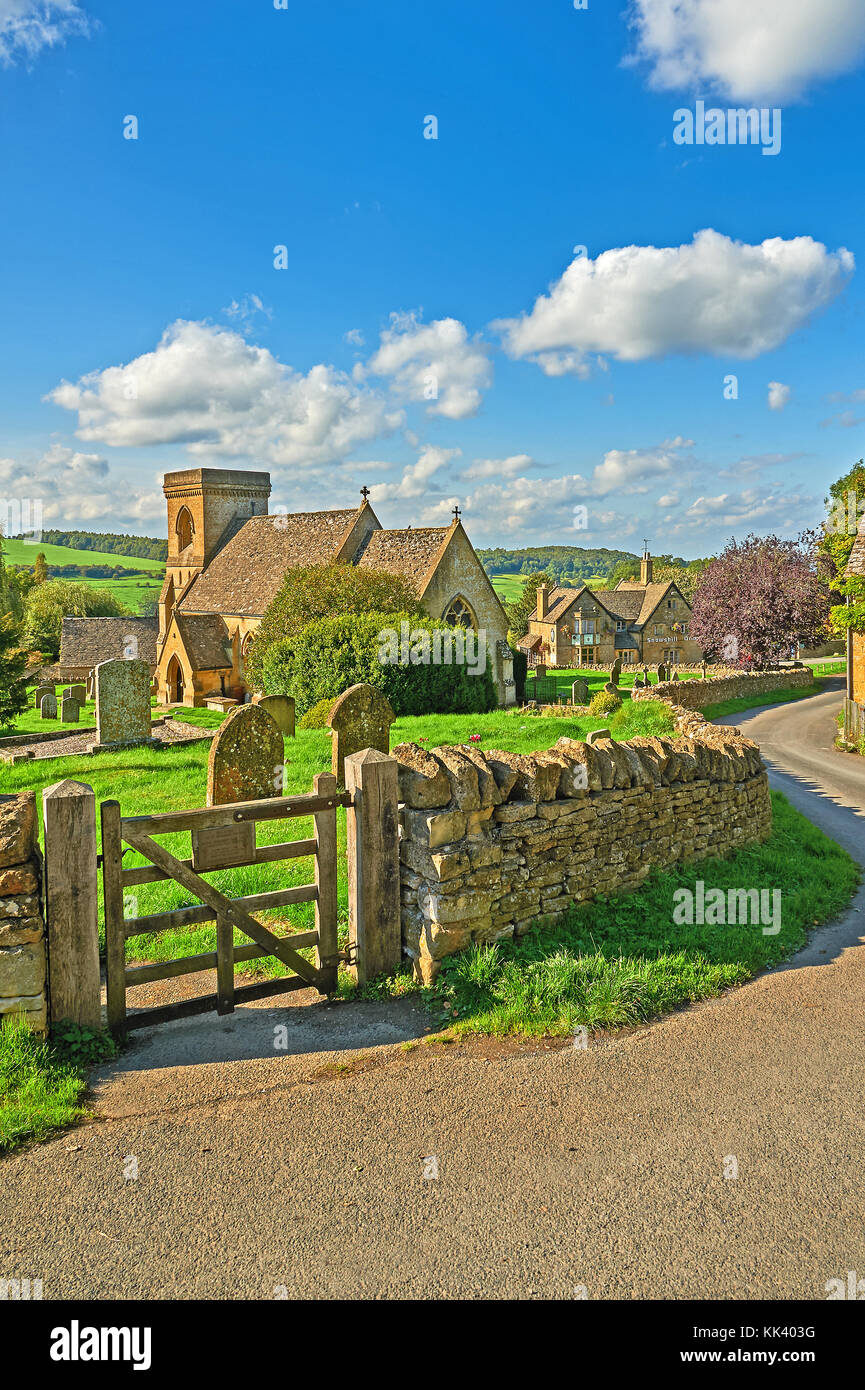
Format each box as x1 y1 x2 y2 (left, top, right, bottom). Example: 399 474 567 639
640 547 653 585
537 582 548 619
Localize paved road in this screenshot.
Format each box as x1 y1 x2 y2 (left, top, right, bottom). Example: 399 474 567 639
2 681 864 1300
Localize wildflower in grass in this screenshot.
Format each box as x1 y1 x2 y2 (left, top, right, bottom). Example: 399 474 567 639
468 733 481 742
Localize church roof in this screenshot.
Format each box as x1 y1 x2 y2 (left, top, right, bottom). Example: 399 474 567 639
59 616 158 670
354 526 450 589
174 614 233 670
178 509 362 615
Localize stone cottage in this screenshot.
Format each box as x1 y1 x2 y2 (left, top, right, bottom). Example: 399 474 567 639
154 467 513 706
43 616 158 685
517 548 702 669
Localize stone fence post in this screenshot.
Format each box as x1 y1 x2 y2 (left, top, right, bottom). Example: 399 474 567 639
344 749 401 985
42 780 101 1029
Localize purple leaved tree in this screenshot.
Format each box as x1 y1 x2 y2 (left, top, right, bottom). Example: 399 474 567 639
690 532 828 669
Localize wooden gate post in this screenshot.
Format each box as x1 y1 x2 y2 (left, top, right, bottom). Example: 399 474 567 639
344 749 400 985
42 780 101 1029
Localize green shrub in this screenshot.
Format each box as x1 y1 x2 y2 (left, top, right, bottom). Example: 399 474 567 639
260 611 498 718
588 689 623 717
298 697 336 729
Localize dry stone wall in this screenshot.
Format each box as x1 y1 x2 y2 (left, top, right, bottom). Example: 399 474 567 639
632 667 814 711
0 792 47 1031
394 711 771 983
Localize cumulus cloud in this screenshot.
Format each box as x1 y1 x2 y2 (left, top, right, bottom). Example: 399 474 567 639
0 444 162 529
495 230 854 376
47 319 404 470
768 381 791 411
0 0 89 65
682 486 814 530
421 472 641 541
626 0 865 103
461 454 534 480
365 311 492 419
369 445 461 502
657 493 680 507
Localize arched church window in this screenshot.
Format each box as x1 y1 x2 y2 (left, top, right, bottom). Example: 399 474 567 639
176 506 194 552
442 596 476 630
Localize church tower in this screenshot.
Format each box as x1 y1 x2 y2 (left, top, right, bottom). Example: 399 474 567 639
158 467 271 642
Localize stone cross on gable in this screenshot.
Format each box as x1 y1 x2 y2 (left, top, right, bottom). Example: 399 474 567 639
452 505 461 521
360 486 370 501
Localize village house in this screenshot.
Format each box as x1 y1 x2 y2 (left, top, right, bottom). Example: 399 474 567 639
154 467 513 706
843 514 865 744
517 547 702 669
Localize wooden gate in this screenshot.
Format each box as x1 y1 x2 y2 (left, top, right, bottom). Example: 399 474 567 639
100 772 351 1033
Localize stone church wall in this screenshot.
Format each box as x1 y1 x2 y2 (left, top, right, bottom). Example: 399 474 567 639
393 711 771 982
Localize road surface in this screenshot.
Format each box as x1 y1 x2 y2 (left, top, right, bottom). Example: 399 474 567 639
1 680 863 1300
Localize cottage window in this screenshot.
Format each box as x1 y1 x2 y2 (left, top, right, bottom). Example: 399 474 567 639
615 620 626 631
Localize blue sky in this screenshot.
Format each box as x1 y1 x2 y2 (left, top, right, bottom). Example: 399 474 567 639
1 0 864 556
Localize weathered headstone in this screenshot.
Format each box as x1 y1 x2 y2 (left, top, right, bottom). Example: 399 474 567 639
534 663 547 680
253 693 296 738
40 692 57 720
69 684 86 704
34 684 53 709
701 660 708 680
633 676 645 689
657 663 667 683
86 672 95 700
193 705 285 870
571 678 590 705
328 683 395 787
609 657 622 686
671 670 679 681
91 658 153 751
61 696 79 723
603 681 618 694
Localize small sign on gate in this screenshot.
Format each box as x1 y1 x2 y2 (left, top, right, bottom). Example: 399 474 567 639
191 822 255 872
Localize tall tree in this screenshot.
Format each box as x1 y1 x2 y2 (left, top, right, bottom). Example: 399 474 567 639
690 532 828 668
22 580 131 660
818 459 865 639
33 551 48 585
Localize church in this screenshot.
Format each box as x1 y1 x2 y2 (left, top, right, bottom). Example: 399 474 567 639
155 467 512 706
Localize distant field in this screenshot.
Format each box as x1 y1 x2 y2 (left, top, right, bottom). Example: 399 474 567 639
4 538 164 613
489 571 609 603
4 538 165 572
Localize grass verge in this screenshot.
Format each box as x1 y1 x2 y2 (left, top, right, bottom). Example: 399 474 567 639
359 791 859 1038
0 1017 116 1153
702 683 823 721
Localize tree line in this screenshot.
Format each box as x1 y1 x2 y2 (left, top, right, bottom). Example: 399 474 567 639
16 529 168 562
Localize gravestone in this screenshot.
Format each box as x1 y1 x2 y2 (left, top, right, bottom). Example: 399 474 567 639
86 673 95 700
39 692 57 720
328 683 395 787
34 684 53 709
194 704 285 870
671 671 679 681
657 663 667 683
61 696 79 723
701 661 708 680
609 657 622 686
253 693 296 738
571 678 590 705
91 658 154 751
642 667 650 685
63 684 86 705
603 681 618 694
534 663 547 680
633 676 645 689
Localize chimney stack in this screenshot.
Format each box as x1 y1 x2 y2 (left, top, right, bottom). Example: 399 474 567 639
537 582 548 619
640 547 653 585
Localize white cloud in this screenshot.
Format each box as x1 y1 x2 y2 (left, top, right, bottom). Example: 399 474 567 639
365 311 492 419
369 445 461 502
0 0 89 65
344 328 365 347
47 319 404 471
768 380 791 411
222 294 272 335
682 486 814 529
627 0 865 103
495 230 853 375
462 454 534 480
657 493 680 507
0 444 162 529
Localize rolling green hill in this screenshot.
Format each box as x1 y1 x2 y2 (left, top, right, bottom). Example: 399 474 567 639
4 538 164 571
